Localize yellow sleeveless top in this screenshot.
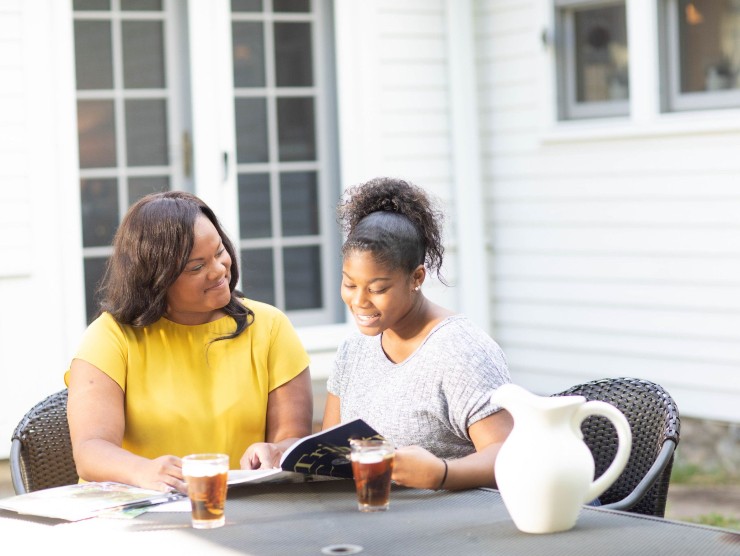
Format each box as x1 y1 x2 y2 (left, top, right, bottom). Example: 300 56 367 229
65 299 310 468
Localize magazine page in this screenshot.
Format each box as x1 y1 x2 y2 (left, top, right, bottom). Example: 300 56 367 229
227 468 306 486
0 482 183 521
279 419 383 479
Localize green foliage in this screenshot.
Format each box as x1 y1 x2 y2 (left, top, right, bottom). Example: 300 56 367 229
687 513 740 531
670 462 734 486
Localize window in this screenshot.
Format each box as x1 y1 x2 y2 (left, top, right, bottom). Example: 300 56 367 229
73 0 341 326
662 0 740 111
555 0 629 120
73 0 191 323
231 0 341 326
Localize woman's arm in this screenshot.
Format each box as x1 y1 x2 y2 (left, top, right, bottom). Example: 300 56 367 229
241 367 313 469
391 409 514 490
67 359 186 492
321 392 341 429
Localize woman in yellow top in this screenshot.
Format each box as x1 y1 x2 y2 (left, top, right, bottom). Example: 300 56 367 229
66 191 312 494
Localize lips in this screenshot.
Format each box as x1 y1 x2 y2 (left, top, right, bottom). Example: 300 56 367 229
205 278 227 292
354 312 380 326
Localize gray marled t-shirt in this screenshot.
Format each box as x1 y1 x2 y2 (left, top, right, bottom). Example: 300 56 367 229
327 315 511 459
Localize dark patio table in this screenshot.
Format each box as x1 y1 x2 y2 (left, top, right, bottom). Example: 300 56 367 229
1 479 738 555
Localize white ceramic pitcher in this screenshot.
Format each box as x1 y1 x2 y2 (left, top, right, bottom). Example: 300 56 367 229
491 383 632 534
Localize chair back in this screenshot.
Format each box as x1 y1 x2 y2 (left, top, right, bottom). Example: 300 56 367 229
553 377 680 517
10 389 79 494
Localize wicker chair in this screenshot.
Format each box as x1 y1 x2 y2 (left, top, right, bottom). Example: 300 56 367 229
10 389 79 494
553 377 680 517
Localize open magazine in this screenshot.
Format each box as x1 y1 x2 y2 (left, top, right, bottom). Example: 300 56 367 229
228 418 383 486
0 481 184 521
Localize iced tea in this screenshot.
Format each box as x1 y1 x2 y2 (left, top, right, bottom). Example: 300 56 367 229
349 439 394 512
182 453 229 529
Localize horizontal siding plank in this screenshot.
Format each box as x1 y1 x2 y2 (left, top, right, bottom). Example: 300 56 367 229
382 110 449 133
380 88 448 110
492 226 740 255
378 12 445 35
491 253 740 284
491 199 740 225
503 346 740 393
379 38 446 61
383 134 451 157
493 301 740 340
496 326 740 366
381 62 449 87
490 174 740 200
492 279 740 311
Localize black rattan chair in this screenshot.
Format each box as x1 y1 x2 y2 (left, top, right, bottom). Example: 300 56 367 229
10 389 79 494
553 377 680 517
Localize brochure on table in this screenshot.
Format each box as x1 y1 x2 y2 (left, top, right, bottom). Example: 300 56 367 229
0 481 184 521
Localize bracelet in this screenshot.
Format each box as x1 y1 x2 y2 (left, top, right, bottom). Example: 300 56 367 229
436 459 448 490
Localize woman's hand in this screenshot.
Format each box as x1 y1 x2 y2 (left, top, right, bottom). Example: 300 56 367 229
241 442 282 469
391 445 447 490
137 455 187 493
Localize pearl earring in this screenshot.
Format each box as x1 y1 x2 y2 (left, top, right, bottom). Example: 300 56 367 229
414 286 420 291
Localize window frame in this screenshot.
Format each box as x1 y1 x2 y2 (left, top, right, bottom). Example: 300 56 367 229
229 0 342 327
660 0 740 113
555 0 630 120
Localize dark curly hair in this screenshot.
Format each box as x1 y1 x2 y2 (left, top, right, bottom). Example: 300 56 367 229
337 177 446 283
97 190 253 342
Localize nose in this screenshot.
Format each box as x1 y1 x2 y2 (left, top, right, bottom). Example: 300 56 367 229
208 255 229 281
349 287 369 307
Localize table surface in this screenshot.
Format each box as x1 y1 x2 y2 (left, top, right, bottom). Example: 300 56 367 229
1 480 738 556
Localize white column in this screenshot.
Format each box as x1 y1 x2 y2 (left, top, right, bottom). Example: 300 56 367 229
445 0 491 332
627 0 661 122
187 0 238 240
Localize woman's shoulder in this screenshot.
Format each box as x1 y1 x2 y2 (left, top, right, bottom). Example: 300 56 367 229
429 315 503 352
237 297 295 331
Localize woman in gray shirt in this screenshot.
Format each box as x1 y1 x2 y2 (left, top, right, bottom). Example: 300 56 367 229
324 177 513 491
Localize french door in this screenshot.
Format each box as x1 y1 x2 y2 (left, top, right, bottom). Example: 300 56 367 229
73 0 340 326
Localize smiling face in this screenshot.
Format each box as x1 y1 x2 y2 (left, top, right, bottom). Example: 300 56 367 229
341 250 424 336
165 215 232 324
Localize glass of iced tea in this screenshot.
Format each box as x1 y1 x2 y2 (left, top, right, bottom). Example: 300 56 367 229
349 438 395 512
182 453 229 529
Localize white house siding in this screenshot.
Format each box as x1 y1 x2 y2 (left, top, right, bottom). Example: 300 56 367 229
475 0 740 422
0 0 84 458
334 0 460 313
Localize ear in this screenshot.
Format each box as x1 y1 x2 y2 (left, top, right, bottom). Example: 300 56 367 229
411 265 426 288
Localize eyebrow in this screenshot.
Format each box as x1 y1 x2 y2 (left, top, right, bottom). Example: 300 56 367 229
186 241 224 264
341 272 392 283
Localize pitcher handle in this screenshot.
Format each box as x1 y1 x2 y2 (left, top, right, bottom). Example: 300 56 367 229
574 401 632 503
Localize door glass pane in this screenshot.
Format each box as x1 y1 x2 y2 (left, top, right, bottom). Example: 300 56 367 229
280 171 318 236
284 246 322 310
78 100 117 168
273 0 310 13
277 97 315 161
84 257 108 323
574 5 629 102
238 173 272 238
241 248 275 304
121 0 162 10
679 0 740 93
125 99 169 166
235 98 269 163
122 21 166 88
74 0 110 10
233 22 265 88
232 0 263 12
129 176 170 205
274 22 313 87
81 178 119 247
74 21 113 90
